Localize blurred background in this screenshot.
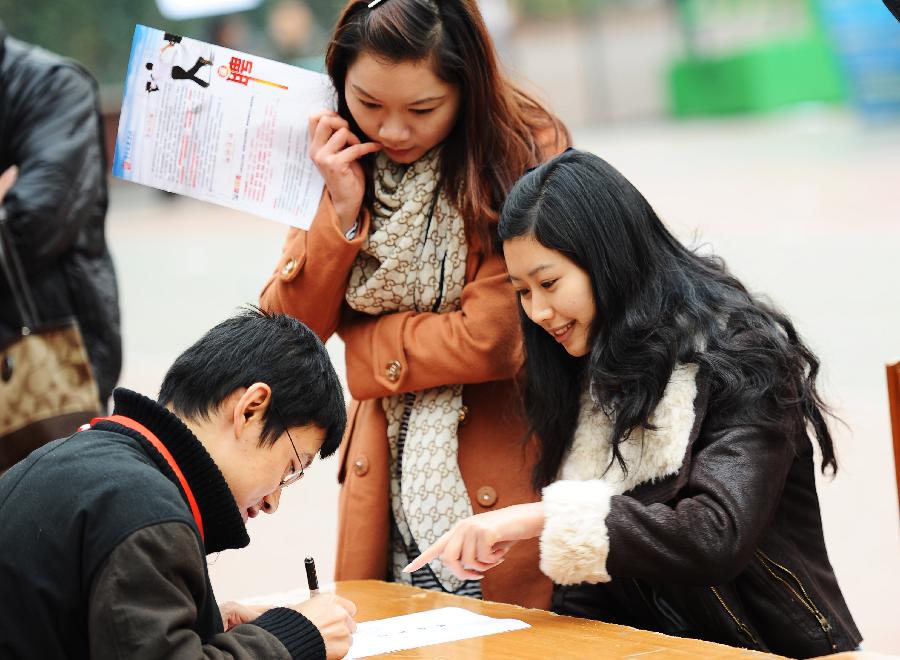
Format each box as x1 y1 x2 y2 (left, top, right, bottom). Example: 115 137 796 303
1 0 898 653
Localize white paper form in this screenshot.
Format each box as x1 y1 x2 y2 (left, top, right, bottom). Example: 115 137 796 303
344 607 530 659
113 25 334 229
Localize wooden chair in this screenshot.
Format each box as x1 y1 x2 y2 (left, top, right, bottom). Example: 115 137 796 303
887 361 900 519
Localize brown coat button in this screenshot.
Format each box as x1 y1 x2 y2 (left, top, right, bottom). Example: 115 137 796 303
352 455 369 477
281 258 297 277
457 405 469 426
385 360 402 383
476 486 498 508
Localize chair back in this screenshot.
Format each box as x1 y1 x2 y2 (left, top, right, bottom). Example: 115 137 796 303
887 361 900 518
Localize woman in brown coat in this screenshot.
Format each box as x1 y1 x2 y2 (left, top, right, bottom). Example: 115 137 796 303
260 0 568 608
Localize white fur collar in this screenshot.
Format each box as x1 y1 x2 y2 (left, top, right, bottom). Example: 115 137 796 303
558 363 699 494
539 364 700 585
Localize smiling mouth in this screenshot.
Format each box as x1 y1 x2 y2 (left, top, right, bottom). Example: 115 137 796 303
549 321 575 342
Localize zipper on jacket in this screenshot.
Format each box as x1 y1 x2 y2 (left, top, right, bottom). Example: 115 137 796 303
709 586 759 647
632 579 690 634
756 550 837 652
632 578 655 613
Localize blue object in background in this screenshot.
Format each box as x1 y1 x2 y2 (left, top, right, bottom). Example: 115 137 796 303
818 0 900 121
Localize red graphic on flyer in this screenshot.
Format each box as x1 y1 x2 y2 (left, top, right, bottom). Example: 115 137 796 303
219 57 289 90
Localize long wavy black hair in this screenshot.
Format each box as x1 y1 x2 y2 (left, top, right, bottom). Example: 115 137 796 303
498 149 837 489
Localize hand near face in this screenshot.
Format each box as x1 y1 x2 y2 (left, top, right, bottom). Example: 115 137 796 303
294 592 358 660
403 502 546 581
308 110 381 233
0 166 18 203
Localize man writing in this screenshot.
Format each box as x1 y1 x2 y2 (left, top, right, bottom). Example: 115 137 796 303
0 303 357 659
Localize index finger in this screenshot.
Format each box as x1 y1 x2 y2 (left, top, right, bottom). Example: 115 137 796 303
332 140 382 164
403 531 451 573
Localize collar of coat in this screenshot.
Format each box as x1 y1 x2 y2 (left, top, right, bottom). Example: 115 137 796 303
539 363 708 585
560 363 705 498
97 388 250 554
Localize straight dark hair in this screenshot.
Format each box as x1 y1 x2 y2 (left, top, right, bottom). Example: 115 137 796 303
325 0 569 253
499 149 837 489
158 308 346 457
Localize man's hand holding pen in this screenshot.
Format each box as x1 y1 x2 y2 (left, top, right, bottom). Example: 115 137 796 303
297 593 358 660
220 595 356 660
299 555 357 659
219 555 357 660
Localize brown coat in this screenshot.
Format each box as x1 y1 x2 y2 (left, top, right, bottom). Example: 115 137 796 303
260 131 566 609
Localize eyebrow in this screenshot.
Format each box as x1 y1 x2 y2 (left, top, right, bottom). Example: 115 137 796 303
508 263 555 282
300 452 314 469
351 83 446 106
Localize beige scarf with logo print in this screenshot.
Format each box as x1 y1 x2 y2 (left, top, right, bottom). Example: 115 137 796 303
345 149 471 592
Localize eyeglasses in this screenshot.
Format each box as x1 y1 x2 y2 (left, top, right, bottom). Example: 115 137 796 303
271 402 305 489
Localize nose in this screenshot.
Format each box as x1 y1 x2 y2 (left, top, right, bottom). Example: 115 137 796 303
532 306 553 323
529 292 553 324
262 488 282 515
378 114 409 144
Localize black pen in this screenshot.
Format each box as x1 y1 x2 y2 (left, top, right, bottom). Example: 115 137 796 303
304 556 319 596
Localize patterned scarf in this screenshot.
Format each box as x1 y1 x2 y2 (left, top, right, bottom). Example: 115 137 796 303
345 149 471 591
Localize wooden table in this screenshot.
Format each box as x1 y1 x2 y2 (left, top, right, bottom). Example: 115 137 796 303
334 581 891 660
335 579 778 659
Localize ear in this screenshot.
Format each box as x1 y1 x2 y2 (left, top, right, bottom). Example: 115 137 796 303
232 382 272 441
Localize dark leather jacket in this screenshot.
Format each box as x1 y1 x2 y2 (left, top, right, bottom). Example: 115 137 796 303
0 29 121 404
543 365 861 658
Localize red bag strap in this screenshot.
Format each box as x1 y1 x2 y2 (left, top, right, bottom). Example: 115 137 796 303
86 415 205 542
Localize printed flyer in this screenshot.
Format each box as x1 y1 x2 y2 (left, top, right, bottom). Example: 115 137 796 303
113 25 334 229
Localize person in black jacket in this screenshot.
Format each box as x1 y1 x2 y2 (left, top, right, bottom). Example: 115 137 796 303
0 27 121 408
407 149 861 657
0 308 357 659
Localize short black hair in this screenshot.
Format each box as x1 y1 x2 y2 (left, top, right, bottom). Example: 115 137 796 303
158 308 345 457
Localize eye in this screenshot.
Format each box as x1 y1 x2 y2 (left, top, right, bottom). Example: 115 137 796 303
540 279 558 289
516 288 531 299
280 462 306 488
358 99 380 109
410 107 435 115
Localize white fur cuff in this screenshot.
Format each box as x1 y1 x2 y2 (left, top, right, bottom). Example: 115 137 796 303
539 479 616 585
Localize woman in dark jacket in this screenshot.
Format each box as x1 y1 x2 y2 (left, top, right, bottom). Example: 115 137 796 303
0 29 121 407
407 149 861 658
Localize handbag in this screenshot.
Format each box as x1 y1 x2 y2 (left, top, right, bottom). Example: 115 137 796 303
0 207 100 470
